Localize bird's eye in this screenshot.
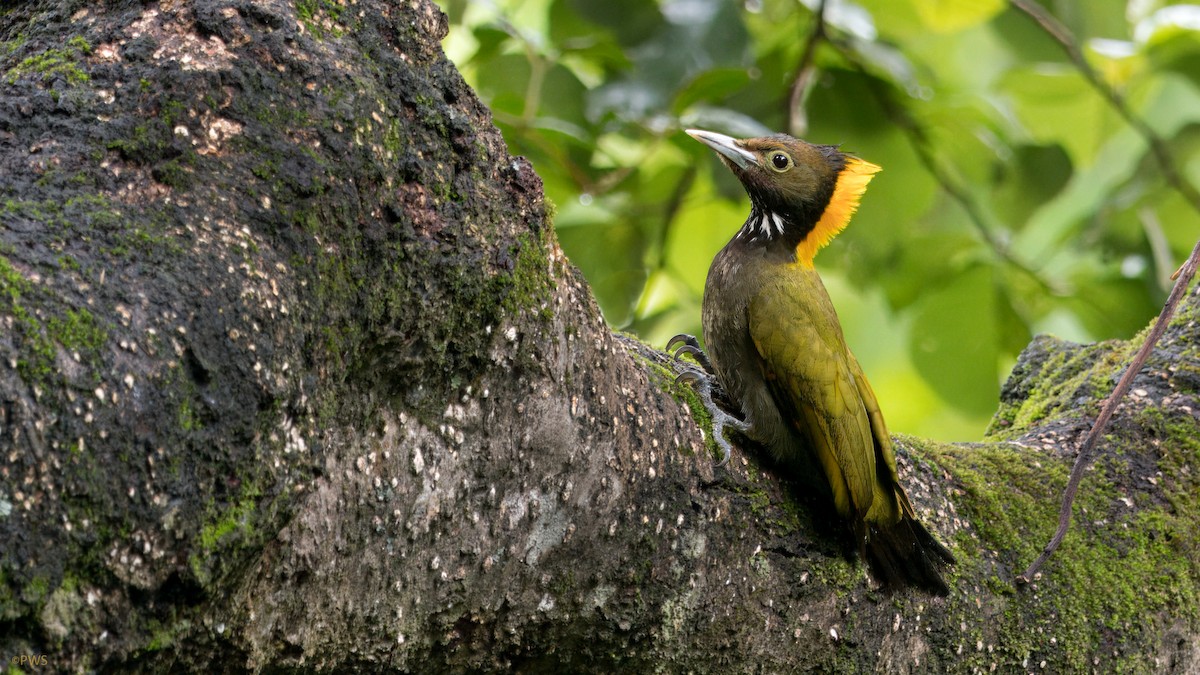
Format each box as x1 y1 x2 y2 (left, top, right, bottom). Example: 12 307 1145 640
770 152 791 172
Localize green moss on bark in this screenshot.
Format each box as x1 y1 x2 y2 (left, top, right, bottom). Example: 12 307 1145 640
927 329 1200 672
3 35 90 85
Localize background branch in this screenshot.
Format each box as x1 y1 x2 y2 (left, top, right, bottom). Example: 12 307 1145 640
788 0 828 137
1010 0 1200 213
829 38 1060 297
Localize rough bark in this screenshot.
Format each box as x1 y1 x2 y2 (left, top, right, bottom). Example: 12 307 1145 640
0 1 1197 672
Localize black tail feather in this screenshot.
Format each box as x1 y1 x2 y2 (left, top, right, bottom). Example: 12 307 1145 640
865 516 955 596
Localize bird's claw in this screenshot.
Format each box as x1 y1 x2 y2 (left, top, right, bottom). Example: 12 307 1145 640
666 333 715 375
665 333 699 354
672 343 705 362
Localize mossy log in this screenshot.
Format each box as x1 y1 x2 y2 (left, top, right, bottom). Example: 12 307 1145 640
0 1 1197 672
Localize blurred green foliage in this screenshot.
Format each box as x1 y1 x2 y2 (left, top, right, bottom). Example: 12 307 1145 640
435 0 1200 441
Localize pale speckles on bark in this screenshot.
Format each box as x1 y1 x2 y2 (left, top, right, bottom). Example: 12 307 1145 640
79 4 241 73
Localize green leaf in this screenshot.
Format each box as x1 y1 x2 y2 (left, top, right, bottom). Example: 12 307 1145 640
671 68 753 115
1013 74 1200 260
437 0 1200 440
470 53 532 117
1136 71 1200 138
990 143 1073 229
909 264 1001 415
914 0 1004 33
661 182 746 297
1011 126 1145 260
1142 29 1200 88
586 0 750 123
565 0 664 47
468 25 515 63
1067 277 1158 339
878 230 980 311
547 1 631 80
1000 64 1114 167
630 271 702 348
539 63 591 124
679 106 773 138
1134 4 1200 48
989 6 1073 64
555 197 646 326
995 284 1033 356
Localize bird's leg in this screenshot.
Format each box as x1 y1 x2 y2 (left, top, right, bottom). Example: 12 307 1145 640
666 334 748 466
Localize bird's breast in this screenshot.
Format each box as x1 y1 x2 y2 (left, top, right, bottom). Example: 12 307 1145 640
700 243 844 444
700 247 787 429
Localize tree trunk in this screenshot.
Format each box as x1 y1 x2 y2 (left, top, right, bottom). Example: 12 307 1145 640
0 1 1197 672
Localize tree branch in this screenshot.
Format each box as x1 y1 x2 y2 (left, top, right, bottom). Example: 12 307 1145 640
1018 234 1200 582
1010 0 1200 582
788 0 828 137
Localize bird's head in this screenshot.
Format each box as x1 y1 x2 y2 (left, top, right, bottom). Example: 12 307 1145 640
686 128 880 267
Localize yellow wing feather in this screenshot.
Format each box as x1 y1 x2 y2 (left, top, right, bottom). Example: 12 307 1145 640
846 352 903 525
747 277 879 522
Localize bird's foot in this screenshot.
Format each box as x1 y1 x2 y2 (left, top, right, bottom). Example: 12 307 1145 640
667 335 747 467
675 369 748 466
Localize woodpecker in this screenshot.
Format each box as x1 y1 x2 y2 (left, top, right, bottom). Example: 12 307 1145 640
671 128 955 594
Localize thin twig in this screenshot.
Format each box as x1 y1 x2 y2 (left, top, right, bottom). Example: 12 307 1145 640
1017 235 1200 583
788 0 828 137
1011 0 1200 582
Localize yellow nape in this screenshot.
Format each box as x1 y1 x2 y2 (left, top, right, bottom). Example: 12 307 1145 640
794 158 881 267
